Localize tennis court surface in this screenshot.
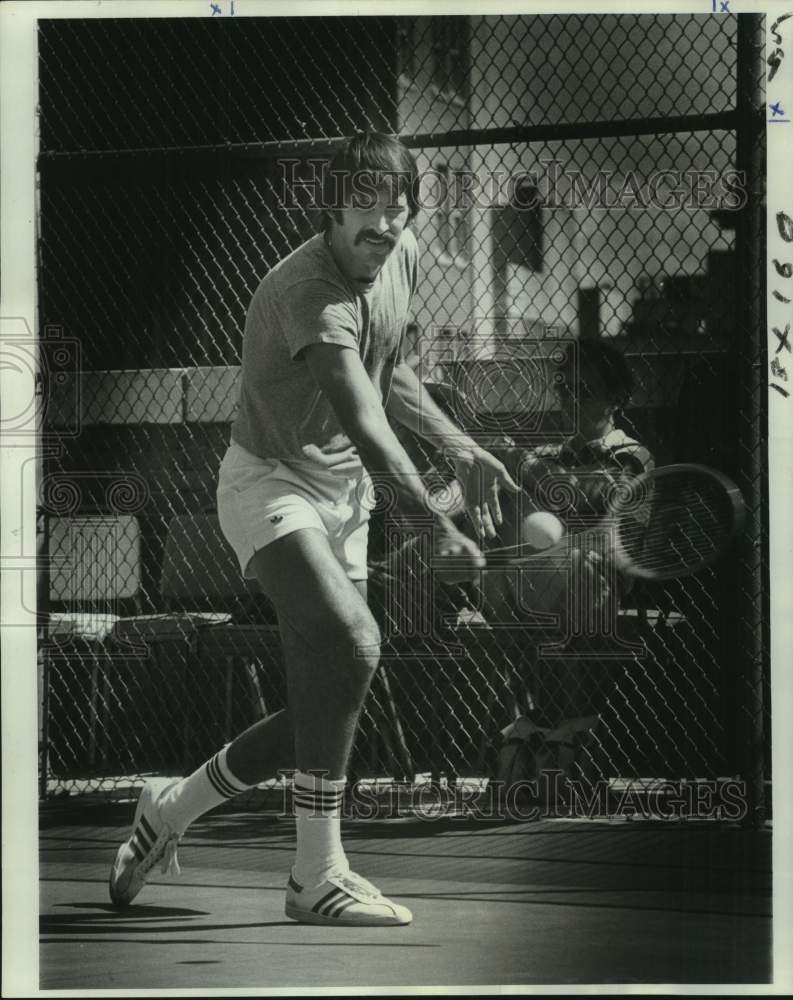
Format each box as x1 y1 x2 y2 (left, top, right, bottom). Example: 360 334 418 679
40 808 770 990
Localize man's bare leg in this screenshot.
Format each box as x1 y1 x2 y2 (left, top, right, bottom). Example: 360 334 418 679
223 709 294 785
243 528 379 888
158 527 376 823
113 527 409 920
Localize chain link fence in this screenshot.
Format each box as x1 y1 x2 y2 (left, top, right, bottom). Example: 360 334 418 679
37 14 768 820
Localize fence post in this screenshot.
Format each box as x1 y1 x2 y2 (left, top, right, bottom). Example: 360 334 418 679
35 126 51 803
734 13 767 828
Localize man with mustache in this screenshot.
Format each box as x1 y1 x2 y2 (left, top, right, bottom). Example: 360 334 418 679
109 131 518 927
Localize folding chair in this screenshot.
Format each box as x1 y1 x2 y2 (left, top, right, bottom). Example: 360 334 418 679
46 514 142 768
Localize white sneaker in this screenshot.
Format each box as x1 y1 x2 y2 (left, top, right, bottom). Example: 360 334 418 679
285 869 413 927
109 777 183 906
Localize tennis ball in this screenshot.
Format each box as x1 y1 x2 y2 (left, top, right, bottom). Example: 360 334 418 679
520 511 565 550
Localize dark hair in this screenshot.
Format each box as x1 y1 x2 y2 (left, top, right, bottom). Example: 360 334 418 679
318 131 420 232
575 339 635 407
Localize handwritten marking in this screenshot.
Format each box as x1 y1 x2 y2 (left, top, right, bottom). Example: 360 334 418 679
773 325 791 355
768 48 784 83
210 2 221 12
777 212 793 243
771 13 793 45
768 19 790 401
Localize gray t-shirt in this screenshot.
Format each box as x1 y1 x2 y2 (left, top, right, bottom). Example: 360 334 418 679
231 228 419 474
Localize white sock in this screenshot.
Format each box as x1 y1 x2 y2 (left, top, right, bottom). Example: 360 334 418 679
159 746 249 834
292 771 349 888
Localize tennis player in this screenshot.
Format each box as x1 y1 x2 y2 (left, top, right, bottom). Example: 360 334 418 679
109 132 518 926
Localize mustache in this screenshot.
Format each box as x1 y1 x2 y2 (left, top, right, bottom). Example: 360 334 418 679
355 230 397 247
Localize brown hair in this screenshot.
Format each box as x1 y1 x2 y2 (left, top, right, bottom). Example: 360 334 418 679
318 131 420 232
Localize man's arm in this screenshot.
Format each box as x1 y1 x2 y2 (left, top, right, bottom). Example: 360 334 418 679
301 343 483 569
385 358 477 453
385 359 520 537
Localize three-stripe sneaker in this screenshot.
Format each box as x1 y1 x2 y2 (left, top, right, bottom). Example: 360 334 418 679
285 869 413 926
109 777 183 906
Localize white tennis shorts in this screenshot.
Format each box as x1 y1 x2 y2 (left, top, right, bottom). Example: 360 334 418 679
217 440 374 581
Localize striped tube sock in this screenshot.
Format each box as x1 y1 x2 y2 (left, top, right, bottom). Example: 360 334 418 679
158 746 249 834
292 771 349 889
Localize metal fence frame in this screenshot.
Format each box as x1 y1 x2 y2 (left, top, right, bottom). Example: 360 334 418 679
36 13 768 823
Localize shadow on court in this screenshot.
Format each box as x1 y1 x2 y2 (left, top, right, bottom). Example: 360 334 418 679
39 811 771 989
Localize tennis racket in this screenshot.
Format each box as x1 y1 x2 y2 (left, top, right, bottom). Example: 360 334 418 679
486 463 745 582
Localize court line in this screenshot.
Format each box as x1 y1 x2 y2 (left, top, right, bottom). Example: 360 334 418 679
39 878 771 900
38 889 770 921
41 937 432 946
393 892 771 919
40 841 772 875
41 918 425 934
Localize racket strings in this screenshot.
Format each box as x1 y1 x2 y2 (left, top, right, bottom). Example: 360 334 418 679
486 480 733 576
373 471 740 582
487 499 727 549
618 515 724 550
612 480 735 574
484 517 724 561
